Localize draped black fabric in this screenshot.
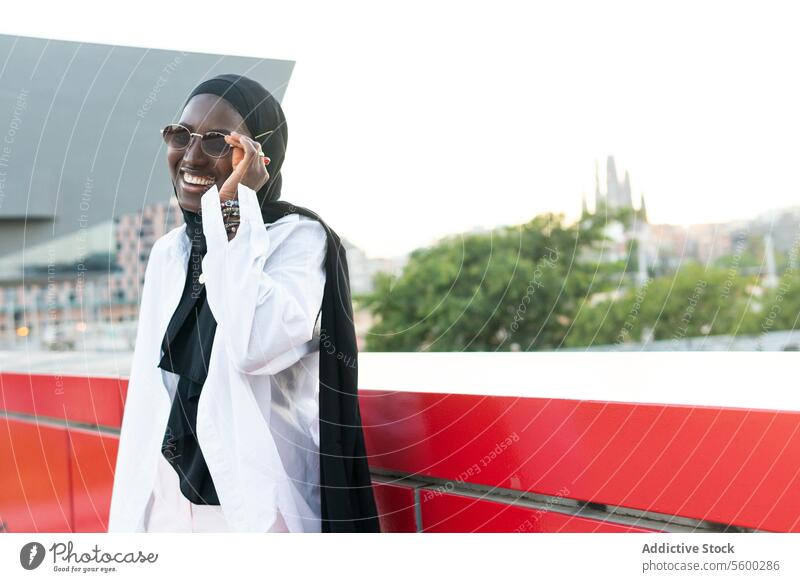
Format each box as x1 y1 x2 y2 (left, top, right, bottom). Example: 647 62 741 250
261 201 381 533
157 206 220 505
157 73 380 532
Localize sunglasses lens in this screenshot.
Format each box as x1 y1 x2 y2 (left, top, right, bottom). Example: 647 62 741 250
202 132 230 158
162 125 191 149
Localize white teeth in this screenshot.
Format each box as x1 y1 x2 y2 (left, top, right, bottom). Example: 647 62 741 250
183 173 215 186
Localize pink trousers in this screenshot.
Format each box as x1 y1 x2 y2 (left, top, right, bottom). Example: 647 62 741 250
144 453 289 532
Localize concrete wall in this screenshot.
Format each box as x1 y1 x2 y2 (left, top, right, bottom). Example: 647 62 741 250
0 34 293 262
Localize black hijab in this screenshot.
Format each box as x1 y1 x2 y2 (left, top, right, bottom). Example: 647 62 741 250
158 74 380 532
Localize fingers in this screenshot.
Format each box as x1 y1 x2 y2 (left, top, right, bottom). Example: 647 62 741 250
229 132 258 159
221 132 270 196
230 135 255 175
227 132 271 166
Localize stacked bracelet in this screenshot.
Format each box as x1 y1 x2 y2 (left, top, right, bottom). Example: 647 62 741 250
220 199 240 234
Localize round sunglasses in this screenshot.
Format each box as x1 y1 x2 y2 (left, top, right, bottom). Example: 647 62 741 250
160 124 274 158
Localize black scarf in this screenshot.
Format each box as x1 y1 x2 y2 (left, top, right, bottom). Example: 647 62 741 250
158 74 380 532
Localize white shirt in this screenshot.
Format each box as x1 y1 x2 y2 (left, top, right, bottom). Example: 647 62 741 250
108 182 328 533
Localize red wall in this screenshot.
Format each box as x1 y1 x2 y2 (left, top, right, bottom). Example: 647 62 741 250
2 372 799 533
360 391 800 532
0 373 123 533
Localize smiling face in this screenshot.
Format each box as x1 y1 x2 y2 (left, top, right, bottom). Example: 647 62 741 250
167 93 252 212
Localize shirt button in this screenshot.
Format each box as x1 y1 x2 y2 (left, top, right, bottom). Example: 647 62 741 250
198 272 206 284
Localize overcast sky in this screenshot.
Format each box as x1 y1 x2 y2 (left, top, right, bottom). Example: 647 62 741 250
4 1 800 257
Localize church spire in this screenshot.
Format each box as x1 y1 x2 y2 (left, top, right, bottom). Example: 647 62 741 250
622 171 633 209
594 159 604 211
606 156 619 208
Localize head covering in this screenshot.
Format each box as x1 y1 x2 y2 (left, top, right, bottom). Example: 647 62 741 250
158 74 380 532
184 73 288 205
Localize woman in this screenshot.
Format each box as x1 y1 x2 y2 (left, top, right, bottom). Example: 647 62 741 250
108 74 380 533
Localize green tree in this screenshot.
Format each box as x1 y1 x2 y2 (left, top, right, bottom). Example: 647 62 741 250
357 213 608 351
750 270 800 335
565 263 758 347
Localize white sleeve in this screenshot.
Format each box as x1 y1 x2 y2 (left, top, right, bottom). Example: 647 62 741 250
199 183 327 376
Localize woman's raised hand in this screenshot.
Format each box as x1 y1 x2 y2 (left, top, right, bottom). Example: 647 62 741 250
219 131 271 200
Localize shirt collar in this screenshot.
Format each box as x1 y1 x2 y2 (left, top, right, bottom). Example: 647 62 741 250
167 223 191 262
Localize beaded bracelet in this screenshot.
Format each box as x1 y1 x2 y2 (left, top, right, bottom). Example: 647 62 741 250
220 199 241 235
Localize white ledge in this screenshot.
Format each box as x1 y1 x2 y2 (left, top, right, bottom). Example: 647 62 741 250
358 352 800 412
0 351 796 412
